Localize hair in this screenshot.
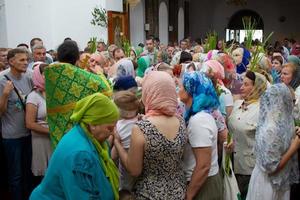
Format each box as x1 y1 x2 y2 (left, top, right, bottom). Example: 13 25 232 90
7 48 29 61
146 36 154 42
283 63 297 74
156 62 172 71
154 37 160 43
32 44 46 52
138 43 145 48
39 63 49 74
17 43 29 49
179 51 192 64
57 40 79 65
113 90 140 119
98 41 106 47
112 48 125 58
64 37 72 41
30 37 42 49
0 48 8 52
187 62 196 71
0 62 5 71
245 70 256 83
272 56 283 65
180 39 188 44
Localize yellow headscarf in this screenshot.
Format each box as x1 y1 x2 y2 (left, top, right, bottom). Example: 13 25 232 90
245 72 267 105
70 93 119 200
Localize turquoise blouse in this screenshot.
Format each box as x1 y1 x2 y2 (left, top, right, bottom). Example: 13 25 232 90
30 124 114 200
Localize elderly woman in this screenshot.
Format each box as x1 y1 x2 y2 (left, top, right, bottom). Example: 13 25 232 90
246 84 300 200
228 71 267 199
114 71 187 199
179 71 222 200
30 93 120 200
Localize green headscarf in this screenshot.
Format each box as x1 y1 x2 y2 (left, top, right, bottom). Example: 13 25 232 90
137 56 151 77
288 55 300 66
70 93 119 200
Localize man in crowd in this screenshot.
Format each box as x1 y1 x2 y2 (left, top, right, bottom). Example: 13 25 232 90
97 41 107 53
0 48 33 200
30 38 53 64
141 37 158 65
113 48 125 62
0 48 9 69
27 45 47 70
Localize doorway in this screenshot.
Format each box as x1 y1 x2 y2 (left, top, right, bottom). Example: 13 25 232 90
226 9 264 43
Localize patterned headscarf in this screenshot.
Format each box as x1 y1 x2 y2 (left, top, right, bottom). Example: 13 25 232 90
116 58 135 78
255 83 299 189
200 60 225 80
217 53 235 86
244 72 267 104
142 71 177 116
70 93 120 200
182 71 219 121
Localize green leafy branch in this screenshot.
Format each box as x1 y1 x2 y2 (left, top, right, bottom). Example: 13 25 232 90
249 32 273 72
242 17 257 50
89 37 97 54
204 31 218 53
91 6 107 28
121 36 131 57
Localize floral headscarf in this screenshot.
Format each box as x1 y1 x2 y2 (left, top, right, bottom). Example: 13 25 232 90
116 58 135 78
244 72 267 104
255 83 299 189
182 71 219 121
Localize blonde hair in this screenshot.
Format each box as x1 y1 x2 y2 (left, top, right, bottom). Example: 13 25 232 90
113 90 140 119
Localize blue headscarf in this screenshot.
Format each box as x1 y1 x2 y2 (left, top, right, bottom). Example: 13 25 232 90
236 47 251 74
113 75 138 91
182 71 219 122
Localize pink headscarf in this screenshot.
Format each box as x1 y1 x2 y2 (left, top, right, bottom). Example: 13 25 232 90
201 60 225 80
142 71 178 116
32 62 45 91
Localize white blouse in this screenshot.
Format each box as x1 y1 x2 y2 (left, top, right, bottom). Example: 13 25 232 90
228 100 260 175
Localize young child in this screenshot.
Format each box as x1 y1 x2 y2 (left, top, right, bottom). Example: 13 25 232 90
113 90 140 191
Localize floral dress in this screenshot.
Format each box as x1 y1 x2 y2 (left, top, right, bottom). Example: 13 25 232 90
133 118 188 200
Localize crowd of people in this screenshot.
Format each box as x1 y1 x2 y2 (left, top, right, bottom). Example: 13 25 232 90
0 35 300 200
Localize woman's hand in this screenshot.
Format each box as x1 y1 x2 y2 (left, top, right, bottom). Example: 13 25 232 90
224 140 234 153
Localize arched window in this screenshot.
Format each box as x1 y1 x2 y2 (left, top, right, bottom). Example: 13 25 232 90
226 9 264 43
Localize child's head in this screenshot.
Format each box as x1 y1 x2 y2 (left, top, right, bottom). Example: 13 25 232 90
113 90 140 119
119 190 135 200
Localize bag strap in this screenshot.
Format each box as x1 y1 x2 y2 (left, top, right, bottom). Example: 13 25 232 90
4 75 26 111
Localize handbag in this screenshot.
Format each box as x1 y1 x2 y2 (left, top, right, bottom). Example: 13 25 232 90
222 141 242 200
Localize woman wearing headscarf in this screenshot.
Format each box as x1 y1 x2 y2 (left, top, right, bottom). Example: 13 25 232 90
228 71 267 199
200 59 234 118
280 60 300 199
25 63 51 186
246 84 300 200
136 55 151 78
114 71 187 199
230 47 251 95
179 71 223 200
30 93 120 200
108 58 136 81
